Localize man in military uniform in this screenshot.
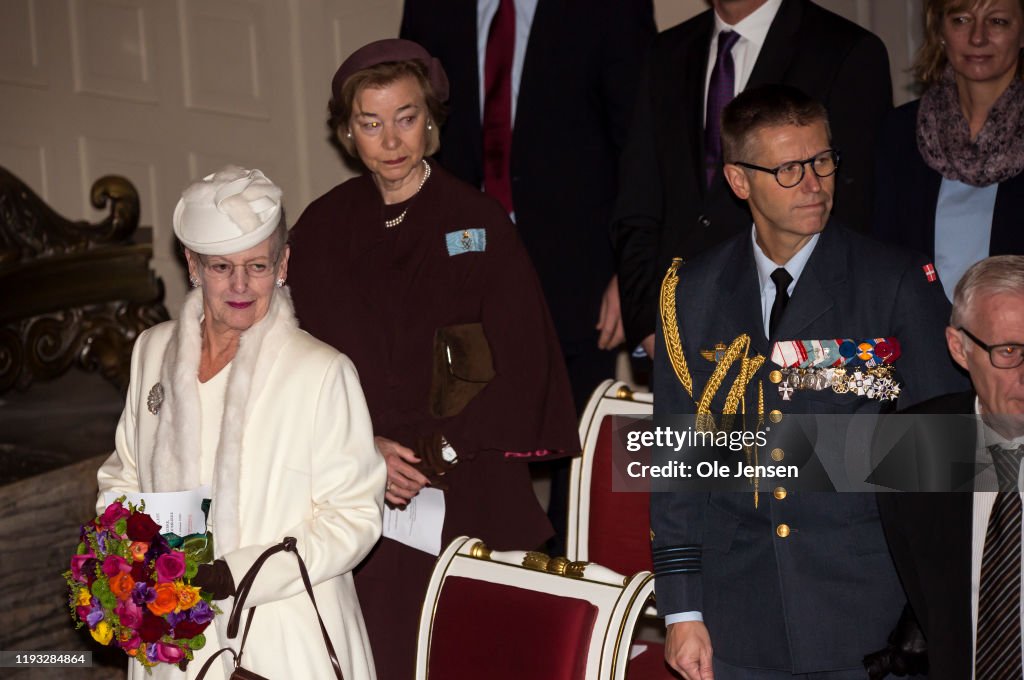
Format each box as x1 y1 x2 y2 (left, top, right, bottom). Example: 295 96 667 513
650 84 966 679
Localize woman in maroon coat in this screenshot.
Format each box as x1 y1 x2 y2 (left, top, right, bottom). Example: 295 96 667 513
287 39 580 680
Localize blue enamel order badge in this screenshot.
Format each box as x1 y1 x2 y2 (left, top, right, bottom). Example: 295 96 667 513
445 228 486 256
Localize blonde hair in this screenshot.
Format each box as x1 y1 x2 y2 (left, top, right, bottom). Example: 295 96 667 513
915 0 1024 87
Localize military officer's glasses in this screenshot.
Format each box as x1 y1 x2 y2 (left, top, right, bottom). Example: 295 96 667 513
959 327 1024 369
199 256 277 280
734 150 840 188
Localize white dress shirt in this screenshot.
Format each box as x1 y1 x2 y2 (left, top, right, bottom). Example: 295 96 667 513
703 0 784 123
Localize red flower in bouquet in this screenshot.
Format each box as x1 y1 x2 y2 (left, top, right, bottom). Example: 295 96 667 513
126 513 161 542
64 498 220 672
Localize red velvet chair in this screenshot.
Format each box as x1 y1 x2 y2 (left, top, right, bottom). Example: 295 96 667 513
568 380 654 577
416 536 655 680
567 380 678 679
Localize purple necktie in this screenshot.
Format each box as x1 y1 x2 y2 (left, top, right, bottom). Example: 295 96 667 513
704 30 741 187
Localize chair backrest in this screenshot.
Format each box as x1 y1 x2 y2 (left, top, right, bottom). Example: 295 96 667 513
567 380 654 575
416 535 655 680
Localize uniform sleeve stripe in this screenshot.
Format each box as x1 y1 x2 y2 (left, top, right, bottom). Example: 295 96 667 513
655 567 701 576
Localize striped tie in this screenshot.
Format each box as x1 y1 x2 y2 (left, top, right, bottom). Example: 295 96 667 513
991 444 1024 492
976 489 1022 678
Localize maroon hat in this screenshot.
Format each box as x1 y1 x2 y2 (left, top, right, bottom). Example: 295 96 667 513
331 39 449 103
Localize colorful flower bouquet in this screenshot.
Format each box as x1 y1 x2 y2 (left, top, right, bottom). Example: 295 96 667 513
64 497 220 671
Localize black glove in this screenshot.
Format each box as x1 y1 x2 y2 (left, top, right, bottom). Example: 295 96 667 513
191 558 235 600
863 605 929 679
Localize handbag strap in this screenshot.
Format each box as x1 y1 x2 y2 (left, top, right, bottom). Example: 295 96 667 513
222 536 345 680
194 646 237 679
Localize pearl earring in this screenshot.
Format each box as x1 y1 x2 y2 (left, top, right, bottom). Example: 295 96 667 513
275 278 285 288
427 123 433 131
346 130 352 138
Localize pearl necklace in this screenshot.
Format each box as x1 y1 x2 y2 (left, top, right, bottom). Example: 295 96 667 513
384 160 431 229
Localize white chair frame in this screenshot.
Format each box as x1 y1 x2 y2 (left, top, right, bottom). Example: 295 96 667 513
416 535 655 680
567 379 654 563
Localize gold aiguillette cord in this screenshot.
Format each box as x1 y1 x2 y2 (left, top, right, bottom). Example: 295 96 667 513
660 259 765 507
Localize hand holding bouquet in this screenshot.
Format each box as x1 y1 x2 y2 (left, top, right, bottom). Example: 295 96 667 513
64 497 220 672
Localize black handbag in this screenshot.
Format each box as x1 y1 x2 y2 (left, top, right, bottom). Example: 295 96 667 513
194 537 344 680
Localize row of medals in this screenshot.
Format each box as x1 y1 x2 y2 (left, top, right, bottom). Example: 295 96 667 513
768 365 901 402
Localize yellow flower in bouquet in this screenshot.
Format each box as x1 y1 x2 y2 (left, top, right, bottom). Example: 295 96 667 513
90 621 113 645
176 583 202 612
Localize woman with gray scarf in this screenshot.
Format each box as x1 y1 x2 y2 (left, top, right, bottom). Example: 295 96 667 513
873 0 1024 301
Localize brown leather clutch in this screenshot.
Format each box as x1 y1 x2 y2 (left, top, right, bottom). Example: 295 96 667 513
429 322 495 419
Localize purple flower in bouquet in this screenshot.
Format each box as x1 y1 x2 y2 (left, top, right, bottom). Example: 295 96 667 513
96 530 109 553
82 558 100 585
145 534 171 562
155 552 186 582
115 599 143 629
102 555 131 577
99 502 130 530
155 642 186 664
145 642 160 664
131 582 156 607
189 600 215 625
165 610 187 628
70 554 94 581
86 606 104 628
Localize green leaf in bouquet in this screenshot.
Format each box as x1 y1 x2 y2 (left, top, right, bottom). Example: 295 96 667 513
115 518 128 535
188 634 206 650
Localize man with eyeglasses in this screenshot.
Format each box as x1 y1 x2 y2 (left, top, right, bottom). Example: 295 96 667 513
876 255 1024 678
650 84 965 679
613 0 892 365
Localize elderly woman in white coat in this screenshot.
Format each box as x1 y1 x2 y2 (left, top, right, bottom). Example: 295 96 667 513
97 166 385 680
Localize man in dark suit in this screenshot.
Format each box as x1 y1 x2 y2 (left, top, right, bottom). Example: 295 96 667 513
401 0 656 554
614 0 892 360
400 1 656 410
650 84 965 679
875 255 1024 679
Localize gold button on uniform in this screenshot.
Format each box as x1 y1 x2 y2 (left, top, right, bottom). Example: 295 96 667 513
776 524 790 538
769 370 783 384
771 448 785 462
773 487 787 500
769 409 783 423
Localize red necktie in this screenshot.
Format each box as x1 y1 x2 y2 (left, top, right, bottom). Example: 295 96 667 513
482 0 515 214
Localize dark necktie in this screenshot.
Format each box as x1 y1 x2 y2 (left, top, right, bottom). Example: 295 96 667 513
976 489 1023 677
704 30 741 187
768 267 792 337
482 0 515 214
991 444 1024 492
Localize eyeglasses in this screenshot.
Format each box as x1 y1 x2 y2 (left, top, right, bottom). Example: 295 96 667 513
959 327 1024 369
199 256 277 280
733 150 840 188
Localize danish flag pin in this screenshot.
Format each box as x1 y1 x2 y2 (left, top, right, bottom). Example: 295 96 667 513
923 263 937 283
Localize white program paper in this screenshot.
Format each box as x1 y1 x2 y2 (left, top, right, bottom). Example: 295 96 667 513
103 486 211 536
382 487 446 555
